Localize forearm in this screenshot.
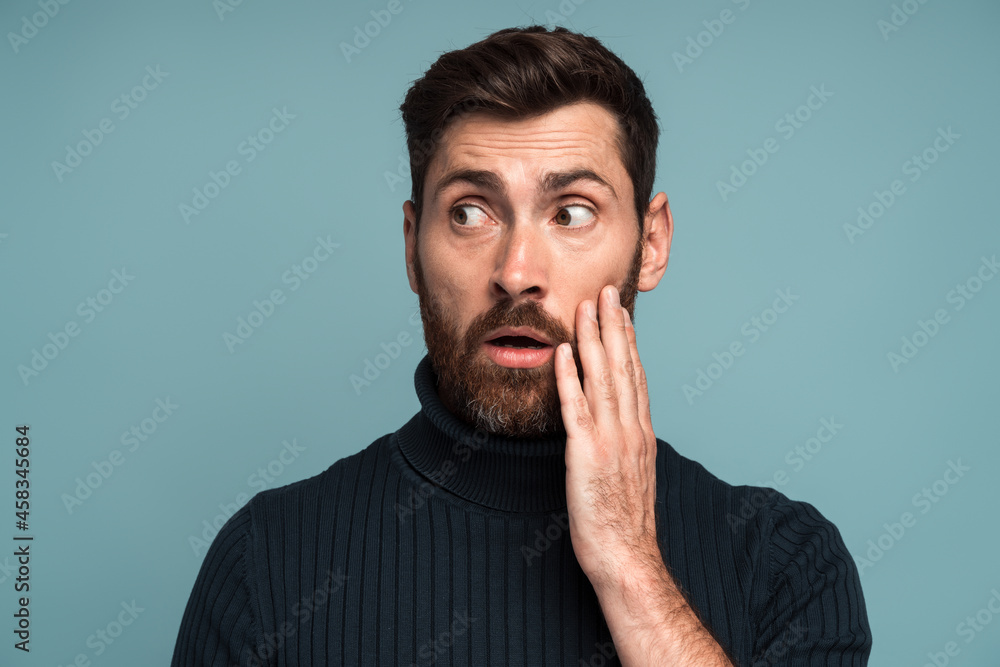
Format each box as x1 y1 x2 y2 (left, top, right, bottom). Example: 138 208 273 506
592 555 734 667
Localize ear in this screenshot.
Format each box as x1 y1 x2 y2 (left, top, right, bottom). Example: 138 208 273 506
638 192 672 292
403 200 419 295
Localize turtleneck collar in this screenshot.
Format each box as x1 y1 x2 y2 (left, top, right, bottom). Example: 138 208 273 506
395 354 568 514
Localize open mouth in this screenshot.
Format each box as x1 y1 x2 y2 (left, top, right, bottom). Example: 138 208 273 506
487 335 550 350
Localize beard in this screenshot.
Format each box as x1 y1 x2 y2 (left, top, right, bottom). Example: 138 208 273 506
412 233 644 439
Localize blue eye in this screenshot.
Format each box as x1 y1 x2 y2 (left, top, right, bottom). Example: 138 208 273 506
451 205 488 226
554 205 595 227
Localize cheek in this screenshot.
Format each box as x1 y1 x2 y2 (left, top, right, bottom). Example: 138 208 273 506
424 276 477 332
556 267 625 336
560 265 620 305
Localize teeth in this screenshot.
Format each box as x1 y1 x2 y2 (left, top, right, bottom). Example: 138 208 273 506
497 343 543 349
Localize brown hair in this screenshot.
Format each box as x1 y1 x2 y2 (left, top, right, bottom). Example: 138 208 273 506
399 25 660 237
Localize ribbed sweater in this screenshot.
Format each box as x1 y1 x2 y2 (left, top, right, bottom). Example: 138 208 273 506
171 354 871 666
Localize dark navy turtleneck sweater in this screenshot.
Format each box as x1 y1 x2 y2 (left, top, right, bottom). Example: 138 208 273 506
171 355 871 666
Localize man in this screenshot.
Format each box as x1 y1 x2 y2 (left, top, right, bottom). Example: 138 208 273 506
172 26 871 666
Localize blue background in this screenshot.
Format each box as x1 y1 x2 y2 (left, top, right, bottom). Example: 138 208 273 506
2 0 998 664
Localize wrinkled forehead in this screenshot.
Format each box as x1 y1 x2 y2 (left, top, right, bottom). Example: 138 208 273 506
426 102 630 203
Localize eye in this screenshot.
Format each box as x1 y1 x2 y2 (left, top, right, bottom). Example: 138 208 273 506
554 205 595 228
451 204 488 227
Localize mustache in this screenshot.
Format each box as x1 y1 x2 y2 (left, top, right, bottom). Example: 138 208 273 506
463 299 572 350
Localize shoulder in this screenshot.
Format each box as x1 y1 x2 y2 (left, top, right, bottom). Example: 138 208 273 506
246 432 394 514
225 432 397 565
656 437 786 530
655 441 871 659
656 438 864 601
656 437 841 534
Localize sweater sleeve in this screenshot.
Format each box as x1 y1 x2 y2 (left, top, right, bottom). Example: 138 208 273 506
171 505 262 667
751 494 872 666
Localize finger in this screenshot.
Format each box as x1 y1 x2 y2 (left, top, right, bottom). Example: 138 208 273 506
599 286 639 428
622 305 655 445
554 341 595 441
575 295 619 427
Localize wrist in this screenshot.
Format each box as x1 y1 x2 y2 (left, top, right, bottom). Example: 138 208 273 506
592 549 680 617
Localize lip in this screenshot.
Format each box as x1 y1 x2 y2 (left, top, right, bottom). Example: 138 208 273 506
481 326 553 347
483 340 555 368
481 326 556 369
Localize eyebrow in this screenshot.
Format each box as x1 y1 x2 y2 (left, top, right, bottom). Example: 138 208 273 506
432 168 618 203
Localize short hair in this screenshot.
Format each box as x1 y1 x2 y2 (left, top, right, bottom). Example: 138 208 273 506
399 25 660 237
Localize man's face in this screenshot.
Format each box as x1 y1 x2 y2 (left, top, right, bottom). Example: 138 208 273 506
403 101 665 438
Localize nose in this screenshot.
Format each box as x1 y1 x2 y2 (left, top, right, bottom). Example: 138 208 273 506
489 219 548 303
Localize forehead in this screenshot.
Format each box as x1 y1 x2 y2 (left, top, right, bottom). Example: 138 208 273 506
427 101 628 194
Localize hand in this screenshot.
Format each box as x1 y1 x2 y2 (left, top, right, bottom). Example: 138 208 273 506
555 284 661 590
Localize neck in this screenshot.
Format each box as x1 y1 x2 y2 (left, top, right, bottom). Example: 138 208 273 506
395 355 568 513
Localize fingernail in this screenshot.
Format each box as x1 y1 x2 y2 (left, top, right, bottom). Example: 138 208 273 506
562 343 573 359
609 286 620 308
585 301 597 321
622 307 632 327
